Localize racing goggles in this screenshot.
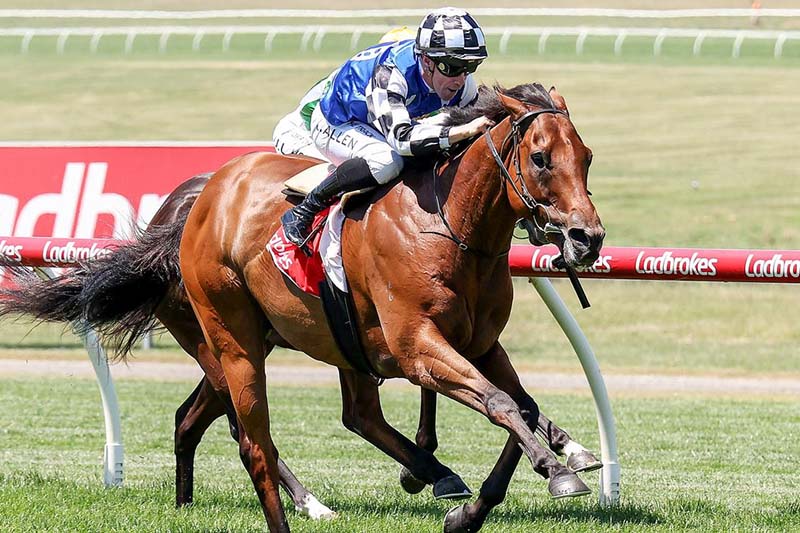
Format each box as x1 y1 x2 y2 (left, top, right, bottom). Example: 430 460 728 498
434 58 483 77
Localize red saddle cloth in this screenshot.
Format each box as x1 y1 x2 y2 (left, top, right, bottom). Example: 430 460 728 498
266 207 331 297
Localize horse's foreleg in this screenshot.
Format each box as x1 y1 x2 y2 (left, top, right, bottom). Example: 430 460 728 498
442 342 589 533
399 388 439 495
390 326 578 494
339 369 471 500
175 377 227 506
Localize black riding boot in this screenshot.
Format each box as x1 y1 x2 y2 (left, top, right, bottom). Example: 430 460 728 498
280 157 378 248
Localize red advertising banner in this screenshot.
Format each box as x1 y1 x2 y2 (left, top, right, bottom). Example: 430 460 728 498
0 143 273 239
509 244 800 284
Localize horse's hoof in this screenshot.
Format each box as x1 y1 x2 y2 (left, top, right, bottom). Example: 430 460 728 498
443 503 477 533
567 450 603 473
295 494 338 520
549 470 591 499
433 474 472 500
399 466 427 494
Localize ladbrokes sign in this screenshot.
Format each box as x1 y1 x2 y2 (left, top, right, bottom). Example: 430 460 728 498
0 144 269 239
509 245 800 284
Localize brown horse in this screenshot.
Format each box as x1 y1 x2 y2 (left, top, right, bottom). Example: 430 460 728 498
178 82 603 531
145 174 601 509
0 167 599 523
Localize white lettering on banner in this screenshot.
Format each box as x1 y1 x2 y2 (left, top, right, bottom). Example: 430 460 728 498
42 241 113 263
75 162 136 239
530 249 612 274
8 162 166 239
15 162 84 237
745 254 800 279
0 195 19 235
634 251 718 277
0 239 23 263
136 193 170 231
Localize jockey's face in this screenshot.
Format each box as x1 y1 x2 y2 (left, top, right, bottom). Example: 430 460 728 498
421 55 468 101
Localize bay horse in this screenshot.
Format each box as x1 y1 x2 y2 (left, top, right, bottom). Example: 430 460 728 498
0 83 604 531
0 169 599 522
178 82 603 531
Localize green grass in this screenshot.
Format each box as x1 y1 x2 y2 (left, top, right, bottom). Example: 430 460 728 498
1 377 798 532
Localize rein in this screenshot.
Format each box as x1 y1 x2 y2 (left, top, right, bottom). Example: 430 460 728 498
423 108 566 257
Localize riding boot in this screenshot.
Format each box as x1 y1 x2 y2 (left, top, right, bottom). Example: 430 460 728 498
280 157 378 248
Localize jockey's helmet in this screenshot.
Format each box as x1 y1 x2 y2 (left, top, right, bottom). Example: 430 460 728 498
415 7 488 67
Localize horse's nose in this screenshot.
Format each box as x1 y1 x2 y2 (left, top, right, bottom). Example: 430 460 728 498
568 226 604 252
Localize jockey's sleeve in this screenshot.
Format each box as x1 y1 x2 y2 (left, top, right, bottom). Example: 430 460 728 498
367 64 452 157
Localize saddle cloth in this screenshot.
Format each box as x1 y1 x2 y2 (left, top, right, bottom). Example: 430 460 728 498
267 164 349 297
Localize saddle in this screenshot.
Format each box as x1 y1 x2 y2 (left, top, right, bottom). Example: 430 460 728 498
278 162 383 382
282 162 375 202
282 163 333 197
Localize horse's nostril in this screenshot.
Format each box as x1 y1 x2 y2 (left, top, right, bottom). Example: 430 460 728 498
568 228 591 248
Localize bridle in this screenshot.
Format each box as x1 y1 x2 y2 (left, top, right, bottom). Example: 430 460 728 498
425 108 567 256
485 108 567 246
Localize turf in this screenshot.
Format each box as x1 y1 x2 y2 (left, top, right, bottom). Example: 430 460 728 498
1 377 798 532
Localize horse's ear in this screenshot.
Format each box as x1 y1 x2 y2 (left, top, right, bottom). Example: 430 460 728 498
549 86 569 115
497 91 529 121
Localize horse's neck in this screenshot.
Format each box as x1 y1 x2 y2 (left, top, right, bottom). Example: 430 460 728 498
438 120 517 256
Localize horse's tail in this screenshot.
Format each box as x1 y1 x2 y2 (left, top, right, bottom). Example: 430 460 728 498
0 215 188 359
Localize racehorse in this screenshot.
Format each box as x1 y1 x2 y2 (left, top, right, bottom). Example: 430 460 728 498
0 83 603 532
178 82 603 532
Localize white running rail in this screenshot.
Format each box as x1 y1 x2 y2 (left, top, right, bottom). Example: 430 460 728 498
33 266 124 488
1 8 799 20
4 25 799 58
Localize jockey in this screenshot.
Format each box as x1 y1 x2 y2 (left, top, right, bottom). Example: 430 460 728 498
271 26 416 160
277 7 494 248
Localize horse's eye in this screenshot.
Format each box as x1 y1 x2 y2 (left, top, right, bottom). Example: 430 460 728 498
531 151 546 169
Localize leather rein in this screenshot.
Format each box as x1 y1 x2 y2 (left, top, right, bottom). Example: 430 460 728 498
426 108 567 258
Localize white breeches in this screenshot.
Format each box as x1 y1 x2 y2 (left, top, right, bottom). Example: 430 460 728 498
309 105 404 184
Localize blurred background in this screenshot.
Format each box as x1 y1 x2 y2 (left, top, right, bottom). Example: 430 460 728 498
1 0 797 376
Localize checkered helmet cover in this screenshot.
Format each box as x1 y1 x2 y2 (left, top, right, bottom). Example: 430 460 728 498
415 7 488 60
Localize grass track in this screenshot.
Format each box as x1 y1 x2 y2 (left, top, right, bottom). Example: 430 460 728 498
1 377 799 532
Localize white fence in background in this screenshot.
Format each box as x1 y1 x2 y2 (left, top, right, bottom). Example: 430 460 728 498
1 8 799 20
3 25 799 58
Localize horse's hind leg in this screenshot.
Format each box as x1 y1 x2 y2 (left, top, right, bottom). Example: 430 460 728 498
182 271 288 532
276 457 337 519
162 293 334 519
537 413 602 473
401 389 599 496
177 371 336 519
175 377 226 506
339 369 471 500
399 388 438 494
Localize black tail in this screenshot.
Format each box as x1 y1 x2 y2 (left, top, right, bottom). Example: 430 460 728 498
0 216 188 358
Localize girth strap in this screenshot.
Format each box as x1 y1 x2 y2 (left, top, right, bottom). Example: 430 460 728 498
318 272 385 384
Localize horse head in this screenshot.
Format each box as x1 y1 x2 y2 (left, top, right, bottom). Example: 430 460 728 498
495 85 605 268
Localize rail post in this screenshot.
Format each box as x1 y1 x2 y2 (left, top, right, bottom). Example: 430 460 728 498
529 277 620 506
33 266 124 487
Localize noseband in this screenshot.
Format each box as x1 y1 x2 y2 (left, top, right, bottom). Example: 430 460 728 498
484 108 567 245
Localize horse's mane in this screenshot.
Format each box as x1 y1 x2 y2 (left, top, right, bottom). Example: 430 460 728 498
441 82 556 127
